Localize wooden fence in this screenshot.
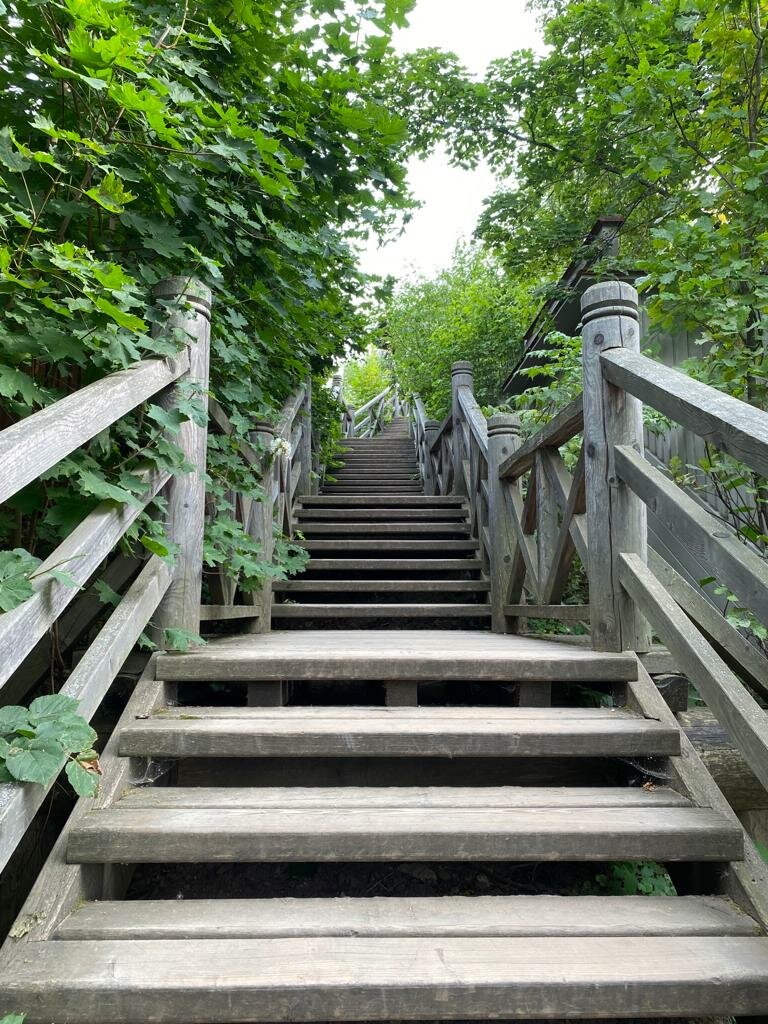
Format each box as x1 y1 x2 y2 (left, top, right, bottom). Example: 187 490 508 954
0 276 318 874
409 279 768 800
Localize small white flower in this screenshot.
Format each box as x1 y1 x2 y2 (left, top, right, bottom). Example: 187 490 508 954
270 436 292 459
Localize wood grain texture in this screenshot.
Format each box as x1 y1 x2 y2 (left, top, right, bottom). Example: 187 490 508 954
56 894 758 941
0 468 168 690
497 396 584 482
617 443 768 630
619 552 768 793
581 280 650 652
67 805 741 863
0 557 169 875
0 351 188 506
155 629 638 682
4 936 768 1022
602 346 768 478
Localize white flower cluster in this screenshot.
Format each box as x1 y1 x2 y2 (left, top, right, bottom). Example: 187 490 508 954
270 436 292 459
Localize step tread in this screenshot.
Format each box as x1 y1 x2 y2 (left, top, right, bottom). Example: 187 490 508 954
154 630 638 682
302 558 483 571
67 805 742 863
301 540 479 551
272 603 492 618
297 524 471 535
55 895 759 941
116 784 692 810
295 510 467 520
118 707 680 758
298 496 465 506
5 937 768 1021
273 579 490 591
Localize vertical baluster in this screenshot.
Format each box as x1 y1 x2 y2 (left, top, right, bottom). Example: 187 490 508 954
297 380 312 497
451 361 473 497
581 281 651 652
424 419 439 495
534 451 559 604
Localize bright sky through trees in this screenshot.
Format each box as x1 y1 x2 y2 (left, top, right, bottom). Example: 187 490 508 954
361 0 544 279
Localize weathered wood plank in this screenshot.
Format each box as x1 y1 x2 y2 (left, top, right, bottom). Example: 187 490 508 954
155 629 638 683
0 469 169 691
617 444 768 630
628 661 768 929
56 895 757 941
497 396 584 482
602 346 768 478
0 558 170 875
487 415 521 631
199 604 261 621
457 385 488 457
504 604 590 622
0 352 188 506
619 552 768 793
4 935 768 1022
67 805 741 863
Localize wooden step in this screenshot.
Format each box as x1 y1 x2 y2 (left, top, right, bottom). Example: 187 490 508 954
321 487 425 493
154 630 638 682
67 802 742 862
5 936 768 1021
56 894 759 940
298 523 470 536
301 540 478 553
301 558 483 572
295 509 467 520
273 579 489 592
118 707 679 759
272 603 492 619
298 496 465 506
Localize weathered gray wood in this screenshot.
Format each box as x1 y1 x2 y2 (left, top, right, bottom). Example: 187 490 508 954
581 280 650 652
199 604 261 621
151 277 211 641
504 604 590 622
487 414 521 632
0 352 189 506
117 707 679 759
118 783 691 809
603 346 768 478
385 681 419 706
244 421 277 633
497 396 584 481
457 385 488 457
274 579 489 593
155 629 638 683
628 661 768 928
451 362 473 497
56 894 757 941
299 495 463 506
534 451 559 605
0 657 165 952
271 603 492 619
680 706 768 811
617 443 768 630
300 558 483 571
540 448 587 601
0 557 169 875
649 549 768 701
0 468 169 691
619 552 768 793
301 539 476 552
67 804 740 863
5 935 768 1022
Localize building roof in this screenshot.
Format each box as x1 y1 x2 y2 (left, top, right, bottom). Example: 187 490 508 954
501 215 626 396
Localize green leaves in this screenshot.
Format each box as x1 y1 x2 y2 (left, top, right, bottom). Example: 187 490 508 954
0 549 40 612
0 695 100 796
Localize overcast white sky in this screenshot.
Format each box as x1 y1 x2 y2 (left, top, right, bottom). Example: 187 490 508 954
359 0 544 281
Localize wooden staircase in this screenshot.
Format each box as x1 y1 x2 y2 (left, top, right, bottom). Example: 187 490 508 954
273 417 491 626
3 418 768 1020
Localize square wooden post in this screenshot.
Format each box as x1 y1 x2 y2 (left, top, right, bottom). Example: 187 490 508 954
581 280 651 653
487 413 521 634
451 361 473 496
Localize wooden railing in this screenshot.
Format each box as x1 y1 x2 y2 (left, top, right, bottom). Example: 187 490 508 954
342 385 397 438
0 276 211 874
410 276 768 814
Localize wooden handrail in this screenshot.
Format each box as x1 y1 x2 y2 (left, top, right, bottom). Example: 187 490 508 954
457 385 488 457
0 350 190 506
429 413 452 454
497 396 583 481
601 347 768 478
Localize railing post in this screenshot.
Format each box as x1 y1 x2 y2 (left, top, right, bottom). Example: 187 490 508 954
247 420 277 635
451 361 473 496
423 419 440 495
581 280 651 652
297 380 312 497
487 413 521 633
151 276 211 643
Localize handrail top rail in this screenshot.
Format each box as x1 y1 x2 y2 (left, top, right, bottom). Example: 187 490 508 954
353 385 392 420
276 383 307 439
0 349 190 507
601 347 768 479
457 384 488 458
429 412 453 454
498 394 584 481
